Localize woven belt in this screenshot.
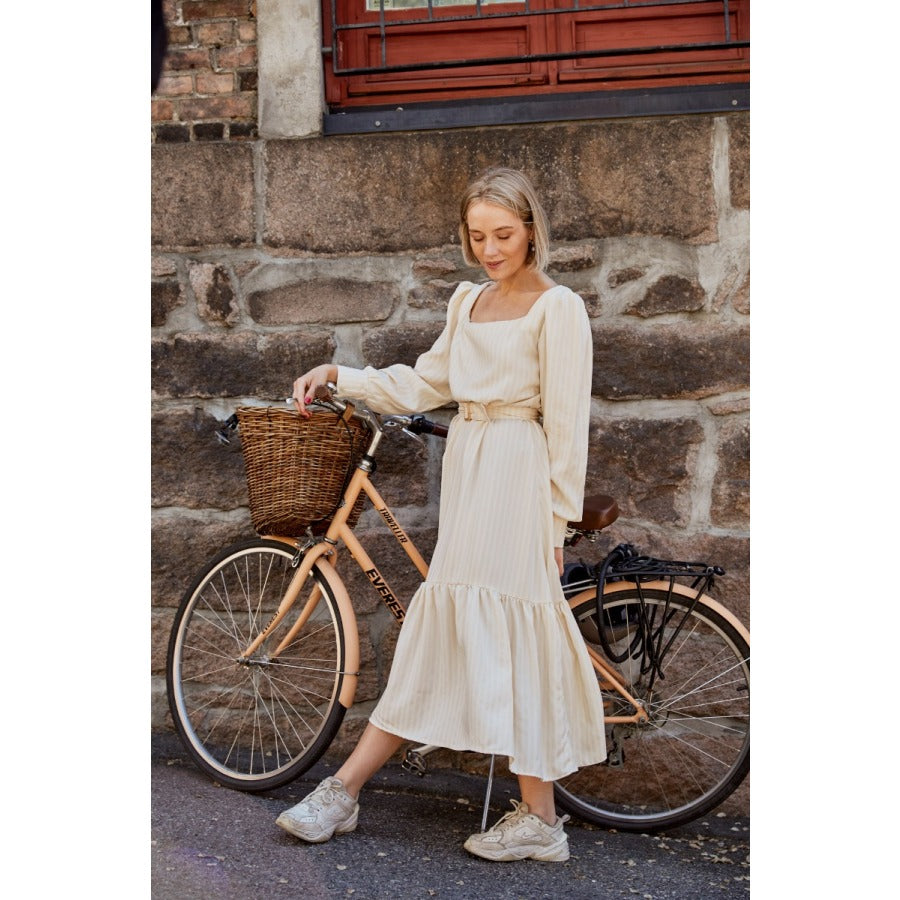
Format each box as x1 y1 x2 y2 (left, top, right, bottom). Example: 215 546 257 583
458 401 541 422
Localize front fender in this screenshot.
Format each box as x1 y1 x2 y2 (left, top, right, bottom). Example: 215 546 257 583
312 556 361 709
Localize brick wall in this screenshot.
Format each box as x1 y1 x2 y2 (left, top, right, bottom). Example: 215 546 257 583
152 0 258 142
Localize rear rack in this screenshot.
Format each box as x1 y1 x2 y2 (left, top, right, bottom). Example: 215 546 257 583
599 542 724 589
563 542 723 597
564 543 725 689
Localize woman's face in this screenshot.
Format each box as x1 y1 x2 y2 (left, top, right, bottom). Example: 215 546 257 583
466 201 531 282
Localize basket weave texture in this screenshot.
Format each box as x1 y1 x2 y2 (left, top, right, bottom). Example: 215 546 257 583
236 406 369 536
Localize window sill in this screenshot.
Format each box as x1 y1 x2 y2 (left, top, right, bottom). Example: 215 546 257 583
322 82 749 135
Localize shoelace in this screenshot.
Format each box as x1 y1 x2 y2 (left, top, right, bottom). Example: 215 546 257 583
304 780 341 810
487 800 531 834
486 800 569 835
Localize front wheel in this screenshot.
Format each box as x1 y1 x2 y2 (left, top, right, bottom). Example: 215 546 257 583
166 538 348 792
556 585 750 832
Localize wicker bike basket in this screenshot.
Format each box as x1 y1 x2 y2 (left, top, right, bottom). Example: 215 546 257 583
236 406 370 536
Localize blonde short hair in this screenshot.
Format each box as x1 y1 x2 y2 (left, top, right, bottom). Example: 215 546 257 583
458 168 550 272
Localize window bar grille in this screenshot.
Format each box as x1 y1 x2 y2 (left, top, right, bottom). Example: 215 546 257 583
337 40 748 77
329 0 747 77
341 0 738 31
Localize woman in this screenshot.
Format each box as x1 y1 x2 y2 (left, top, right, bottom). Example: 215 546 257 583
277 168 606 862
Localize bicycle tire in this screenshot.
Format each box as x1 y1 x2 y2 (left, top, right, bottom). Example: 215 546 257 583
166 538 348 792
555 584 750 832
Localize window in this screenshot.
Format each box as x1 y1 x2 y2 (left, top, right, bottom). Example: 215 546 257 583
323 0 750 109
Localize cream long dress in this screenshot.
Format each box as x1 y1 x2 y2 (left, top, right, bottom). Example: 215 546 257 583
336 281 607 782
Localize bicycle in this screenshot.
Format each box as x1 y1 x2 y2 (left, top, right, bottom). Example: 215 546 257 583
166 388 750 833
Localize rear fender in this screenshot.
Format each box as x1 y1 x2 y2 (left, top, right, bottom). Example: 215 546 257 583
568 579 750 646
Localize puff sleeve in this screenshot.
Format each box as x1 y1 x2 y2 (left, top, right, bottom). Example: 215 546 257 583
335 282 473 415
538 288 593 548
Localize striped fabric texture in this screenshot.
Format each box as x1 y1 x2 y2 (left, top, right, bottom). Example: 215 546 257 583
336 281 607 781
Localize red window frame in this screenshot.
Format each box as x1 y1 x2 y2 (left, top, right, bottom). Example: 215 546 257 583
322 0 750 108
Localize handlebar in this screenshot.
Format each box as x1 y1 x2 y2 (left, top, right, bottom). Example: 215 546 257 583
297 384 449 441
217 386 449 448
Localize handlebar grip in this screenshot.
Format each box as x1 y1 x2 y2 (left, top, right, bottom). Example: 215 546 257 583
409 415 449 439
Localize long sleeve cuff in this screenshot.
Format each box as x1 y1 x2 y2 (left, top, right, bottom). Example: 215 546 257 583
336 365 368 399
553 514 568 549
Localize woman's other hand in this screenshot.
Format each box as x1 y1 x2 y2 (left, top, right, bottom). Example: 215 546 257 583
292 364 338 417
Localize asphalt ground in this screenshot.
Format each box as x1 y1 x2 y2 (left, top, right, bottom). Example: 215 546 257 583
151 731 750 899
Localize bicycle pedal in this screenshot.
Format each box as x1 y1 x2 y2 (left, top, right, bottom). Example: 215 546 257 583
401 750 428 777
606 745 625 768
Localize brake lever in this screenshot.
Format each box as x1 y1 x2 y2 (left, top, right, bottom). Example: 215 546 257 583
284 395 337 413
215 413 239 445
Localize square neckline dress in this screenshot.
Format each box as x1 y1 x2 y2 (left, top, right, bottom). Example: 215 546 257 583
336 281 607 781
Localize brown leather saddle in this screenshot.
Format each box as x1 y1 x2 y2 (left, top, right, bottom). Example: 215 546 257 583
569 494 619 532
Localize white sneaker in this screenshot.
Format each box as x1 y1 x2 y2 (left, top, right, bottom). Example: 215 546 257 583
276 777 359 843
463 800 570 862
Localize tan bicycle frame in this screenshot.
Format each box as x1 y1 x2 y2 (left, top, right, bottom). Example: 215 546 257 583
236 426 747 722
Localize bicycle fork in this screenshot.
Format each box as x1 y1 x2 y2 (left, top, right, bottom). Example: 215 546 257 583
239 541 332 659
238 539 362 709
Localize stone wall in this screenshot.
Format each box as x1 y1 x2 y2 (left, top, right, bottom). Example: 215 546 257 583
151 113 750 799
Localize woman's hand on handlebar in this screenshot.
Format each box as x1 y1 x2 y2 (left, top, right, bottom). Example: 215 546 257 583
292 364 338 418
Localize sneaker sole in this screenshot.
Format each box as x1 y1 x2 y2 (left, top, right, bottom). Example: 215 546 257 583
463 836 569 862
276 807 359 843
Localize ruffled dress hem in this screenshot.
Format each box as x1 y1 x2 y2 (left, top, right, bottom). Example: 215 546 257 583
367 580 608 783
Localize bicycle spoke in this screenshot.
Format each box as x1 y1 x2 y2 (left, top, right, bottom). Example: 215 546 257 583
653 651 750 709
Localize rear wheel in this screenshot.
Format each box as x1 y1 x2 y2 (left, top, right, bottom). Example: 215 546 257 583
556 585 750 831
166 539 347 791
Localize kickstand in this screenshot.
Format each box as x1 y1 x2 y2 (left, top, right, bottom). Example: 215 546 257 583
480 754 496 832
